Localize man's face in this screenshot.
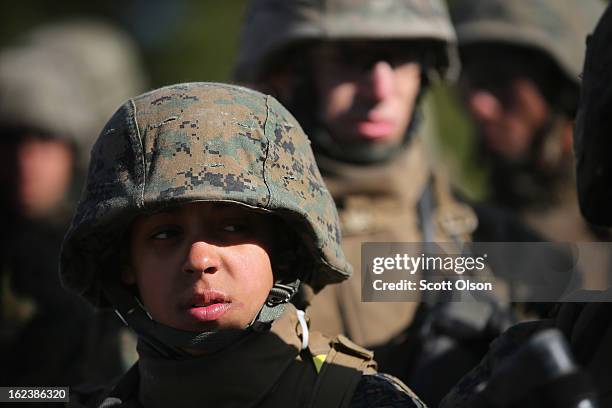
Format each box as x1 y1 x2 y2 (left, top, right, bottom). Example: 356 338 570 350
309 41 422 149
459 55 552 162
0 133 74 218
127 202 276 333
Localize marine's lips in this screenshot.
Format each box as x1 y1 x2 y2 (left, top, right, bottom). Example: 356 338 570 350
349 108 398 141
356 120 396 140
182 290 232 322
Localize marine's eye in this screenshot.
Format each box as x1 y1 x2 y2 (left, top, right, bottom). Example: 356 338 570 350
153 231 171 239
222 223 247 233
151 226 181 240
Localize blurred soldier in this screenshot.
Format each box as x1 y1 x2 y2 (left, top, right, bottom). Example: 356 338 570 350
0 43 101 387
0 45 90 219
234 0 511 404
442 4 612 406
557 2 612 405
451 0 606 244
0 21 146 386
26 21 148 379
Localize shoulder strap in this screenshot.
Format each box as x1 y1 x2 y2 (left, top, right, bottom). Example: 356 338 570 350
307 335 377 408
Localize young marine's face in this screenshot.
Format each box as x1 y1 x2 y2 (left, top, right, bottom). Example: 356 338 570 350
126 202 275 333
310 41 422 148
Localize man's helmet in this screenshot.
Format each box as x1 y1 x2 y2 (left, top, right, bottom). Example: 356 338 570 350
450 0 604 87
234 0 459 83
234 0 458 165
0 46 96 147
0 21 147 168
25 20 147 133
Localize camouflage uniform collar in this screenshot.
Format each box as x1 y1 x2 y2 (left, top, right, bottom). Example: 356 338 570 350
136 304 303 408
104 277 300 357
316 128 478 241
319 135 436 238
318 134 431 206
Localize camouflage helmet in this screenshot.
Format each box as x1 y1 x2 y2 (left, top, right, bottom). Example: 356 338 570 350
25 20 147 131
450 0 605 85
60 82 351 308
574 3 612 226
233 0 459 83
0 45 96 145
0 21 147 166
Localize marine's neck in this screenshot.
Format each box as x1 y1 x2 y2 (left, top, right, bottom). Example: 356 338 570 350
317 135 431 207
137 305 303 408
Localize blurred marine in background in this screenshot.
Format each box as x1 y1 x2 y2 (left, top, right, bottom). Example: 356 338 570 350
441 3 612 406
451 0 606 243
234 0 513 405
559 2 612 404
0 20 145 386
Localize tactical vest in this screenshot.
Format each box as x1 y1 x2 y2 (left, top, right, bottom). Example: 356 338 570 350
308 134 478 347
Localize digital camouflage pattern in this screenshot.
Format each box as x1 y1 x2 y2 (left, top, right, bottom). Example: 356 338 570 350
234 0 458 82
450 0 604 84
60 82 352 307
574 3 612 226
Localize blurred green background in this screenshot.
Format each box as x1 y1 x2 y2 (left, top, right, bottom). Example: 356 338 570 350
0 1 248 84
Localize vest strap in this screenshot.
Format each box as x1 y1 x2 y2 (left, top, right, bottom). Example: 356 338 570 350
307 335 377 408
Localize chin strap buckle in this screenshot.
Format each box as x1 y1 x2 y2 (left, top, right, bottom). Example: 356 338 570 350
250 280 302 333
266 281 300 307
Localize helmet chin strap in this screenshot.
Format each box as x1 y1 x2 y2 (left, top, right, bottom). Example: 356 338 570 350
102 279 301 358
250 280 302 331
